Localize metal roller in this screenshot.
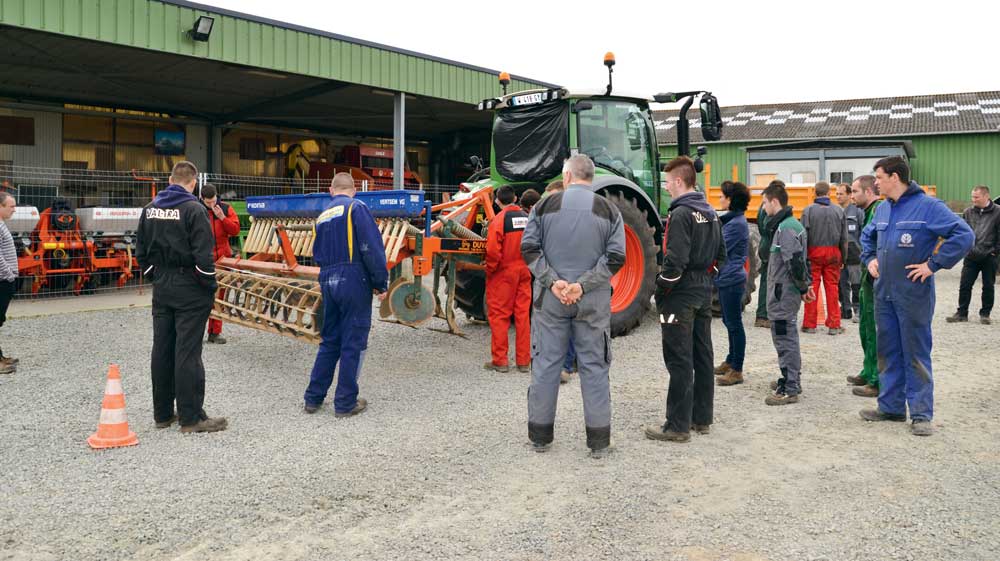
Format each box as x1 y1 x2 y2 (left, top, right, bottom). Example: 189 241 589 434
211 269 323 344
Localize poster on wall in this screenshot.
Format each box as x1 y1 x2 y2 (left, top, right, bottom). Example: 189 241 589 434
154 128 185 156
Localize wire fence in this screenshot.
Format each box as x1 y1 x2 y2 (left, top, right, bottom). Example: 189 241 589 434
0 164 464 300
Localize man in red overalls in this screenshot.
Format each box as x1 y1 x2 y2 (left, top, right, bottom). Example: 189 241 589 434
201 183 241 344
484 185 531 373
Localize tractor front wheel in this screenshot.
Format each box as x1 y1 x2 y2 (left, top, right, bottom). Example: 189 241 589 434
607 192 659 337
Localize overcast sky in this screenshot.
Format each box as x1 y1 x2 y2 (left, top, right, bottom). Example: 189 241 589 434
200 0 999 108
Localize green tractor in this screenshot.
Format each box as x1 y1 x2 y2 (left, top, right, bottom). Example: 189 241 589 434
454 56 723 336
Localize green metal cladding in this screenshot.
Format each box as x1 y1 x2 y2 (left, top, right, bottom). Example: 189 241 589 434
0 0 549 104
661 134 1000 204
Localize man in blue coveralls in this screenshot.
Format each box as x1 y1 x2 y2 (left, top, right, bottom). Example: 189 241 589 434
859 157 973 436
304 173 388 417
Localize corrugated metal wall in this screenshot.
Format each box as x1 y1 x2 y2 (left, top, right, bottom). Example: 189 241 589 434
659 142 752 186
0 107 62 169
0 0 548 105
910 134 1000 203
662 134 1000 204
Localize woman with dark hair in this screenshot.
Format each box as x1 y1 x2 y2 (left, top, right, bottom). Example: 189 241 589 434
714 181 751 386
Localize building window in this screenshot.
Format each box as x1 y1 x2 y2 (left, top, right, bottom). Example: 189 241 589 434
830 172 854 185
0 116 35 146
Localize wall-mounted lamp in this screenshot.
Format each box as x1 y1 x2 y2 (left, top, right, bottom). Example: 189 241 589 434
189 16 214 42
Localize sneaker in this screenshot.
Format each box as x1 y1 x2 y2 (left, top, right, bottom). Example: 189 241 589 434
334 398 368 418
303 402 320 414
559 370 573 384
754 318 771 329
828 327 845 335
851 315 860 324
180 417 228 433
155 415 178 429
801 327 817 334
692 424 711 434
910 419 933 436
765 392 799 406
644 424 690 442
713 362 732 376
0 364 15 375
207 334 227 344
852 384 879 398
981 316 992 325
846 374 866 386
484 361 510 373
1 356 18 366
516 364 531 373
859 408 906 422
717 370 744 386
946 313 968 323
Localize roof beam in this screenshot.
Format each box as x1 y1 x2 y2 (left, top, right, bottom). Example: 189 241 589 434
218 81 352 124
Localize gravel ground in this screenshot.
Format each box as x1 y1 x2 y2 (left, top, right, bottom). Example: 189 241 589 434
1 268 998 561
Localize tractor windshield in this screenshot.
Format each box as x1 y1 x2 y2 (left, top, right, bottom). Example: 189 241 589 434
492 100 570 183
577 99 658 191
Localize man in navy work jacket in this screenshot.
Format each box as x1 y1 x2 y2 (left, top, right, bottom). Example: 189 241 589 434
859 157 973 436
303 173 388 417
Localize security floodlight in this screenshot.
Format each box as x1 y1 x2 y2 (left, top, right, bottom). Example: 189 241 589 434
189 16 214 42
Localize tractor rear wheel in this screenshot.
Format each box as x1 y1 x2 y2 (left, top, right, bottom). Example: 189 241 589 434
453 266 487 322
607 192 658 337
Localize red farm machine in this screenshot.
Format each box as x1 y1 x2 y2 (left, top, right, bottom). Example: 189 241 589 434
11 201 139 294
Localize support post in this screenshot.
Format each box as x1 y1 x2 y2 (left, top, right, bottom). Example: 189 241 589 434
393 92 406 190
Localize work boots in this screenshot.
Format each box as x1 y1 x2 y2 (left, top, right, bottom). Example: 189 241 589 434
754 318 771 329
644 424 690 442
846 374 866 386
852 384 879 398
484 361 510 373
713 362 732 376
717 369 744 386
946 313 968 323
335 398 368 418
765 392 799 406
207 333 227 344
180 417 228 433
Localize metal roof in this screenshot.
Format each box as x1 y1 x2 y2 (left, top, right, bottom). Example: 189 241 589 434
653 91 1000 145
0 0 556 106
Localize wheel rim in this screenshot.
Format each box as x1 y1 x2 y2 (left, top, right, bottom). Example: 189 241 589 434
610 224 644 314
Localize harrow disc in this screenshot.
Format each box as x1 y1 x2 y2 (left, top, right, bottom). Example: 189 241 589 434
386 281 436 327
211 270 323 344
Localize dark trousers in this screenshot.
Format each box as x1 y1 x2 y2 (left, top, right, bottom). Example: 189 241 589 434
304 266 372 413
0 279 15 358
151 272 215 426
957 256 997 318
838 268 859 319
659 284 714 433
718 283 746 372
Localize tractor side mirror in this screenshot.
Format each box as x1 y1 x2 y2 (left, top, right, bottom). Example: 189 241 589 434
571 101 594 113
700 93 723 142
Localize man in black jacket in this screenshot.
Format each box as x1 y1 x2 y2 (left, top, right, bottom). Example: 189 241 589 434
948 185 1000 324
136 161 227 434
645 156 725 443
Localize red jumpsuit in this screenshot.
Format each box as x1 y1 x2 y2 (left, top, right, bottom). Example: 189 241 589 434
205 201 241 336
485 204 531 367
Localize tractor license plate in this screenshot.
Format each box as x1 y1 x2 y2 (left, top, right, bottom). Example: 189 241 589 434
511 93 544 107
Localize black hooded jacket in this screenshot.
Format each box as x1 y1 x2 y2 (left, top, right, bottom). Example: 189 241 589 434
656 191 726 294
136 184 218 290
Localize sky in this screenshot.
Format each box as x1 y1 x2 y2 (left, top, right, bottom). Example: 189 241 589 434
198 0 1000 109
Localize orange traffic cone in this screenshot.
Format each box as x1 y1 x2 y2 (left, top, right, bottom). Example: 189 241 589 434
87 364 138 450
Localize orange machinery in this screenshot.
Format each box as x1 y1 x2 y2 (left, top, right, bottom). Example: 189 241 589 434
703 164 937 219
210 188 494 342
15 204 138 294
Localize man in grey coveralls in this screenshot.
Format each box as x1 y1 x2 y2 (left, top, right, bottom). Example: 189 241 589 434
521 155 626 457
